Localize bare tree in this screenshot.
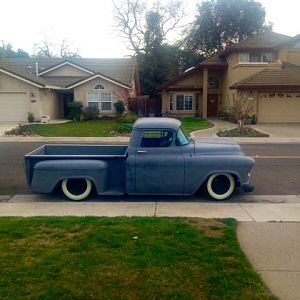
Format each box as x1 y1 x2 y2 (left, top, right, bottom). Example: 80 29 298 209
229 91 255 132
33 37 81 58
112 0 185 56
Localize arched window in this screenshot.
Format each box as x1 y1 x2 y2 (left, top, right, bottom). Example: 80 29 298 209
208 76 219 89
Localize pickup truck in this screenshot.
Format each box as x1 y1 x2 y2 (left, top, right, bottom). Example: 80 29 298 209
25 118 255 201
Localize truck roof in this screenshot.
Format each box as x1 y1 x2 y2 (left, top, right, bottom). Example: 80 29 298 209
133 118 181 130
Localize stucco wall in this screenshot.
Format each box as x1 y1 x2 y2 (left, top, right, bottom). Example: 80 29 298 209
42 65 91 76
40 90 63 120
0 72 41 120
74 78 131 115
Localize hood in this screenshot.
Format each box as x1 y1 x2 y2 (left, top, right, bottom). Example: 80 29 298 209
192 138 243 155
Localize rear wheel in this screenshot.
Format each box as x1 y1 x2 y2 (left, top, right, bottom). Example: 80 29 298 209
61 178 92 201
206 173 235 200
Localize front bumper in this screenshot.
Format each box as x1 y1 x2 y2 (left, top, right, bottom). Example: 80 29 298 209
241 183 254 193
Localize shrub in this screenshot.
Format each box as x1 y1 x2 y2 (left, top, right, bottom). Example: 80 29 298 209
114 100 125 117
5 123 33 136
27 112 34 123
82 106 99 121
68 101 83 121
116 123 133 133
120 113 138 123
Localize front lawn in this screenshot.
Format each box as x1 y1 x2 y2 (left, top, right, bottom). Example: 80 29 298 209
0 217 275 299
22 117 213 137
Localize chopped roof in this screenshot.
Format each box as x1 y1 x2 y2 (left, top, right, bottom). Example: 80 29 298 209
134 117 181 130
230 62 300 89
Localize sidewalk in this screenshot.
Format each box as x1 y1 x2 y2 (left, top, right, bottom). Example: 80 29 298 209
238 222 300 300
1 194 300 221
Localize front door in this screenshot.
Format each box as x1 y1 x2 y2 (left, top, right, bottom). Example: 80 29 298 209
134 129 184 194
207 94 219 117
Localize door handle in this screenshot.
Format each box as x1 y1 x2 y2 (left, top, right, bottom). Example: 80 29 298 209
137 150 147 154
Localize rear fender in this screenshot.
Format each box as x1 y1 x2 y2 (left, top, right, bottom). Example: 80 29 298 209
30 159 108 194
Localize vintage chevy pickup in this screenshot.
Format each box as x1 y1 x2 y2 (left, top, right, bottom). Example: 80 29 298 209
25 118 255 201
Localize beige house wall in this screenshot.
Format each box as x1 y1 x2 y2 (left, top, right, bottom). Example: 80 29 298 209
0 72 41 120
40 90 63 120
0 72 63 121
74 78 131 115
42 65 91 76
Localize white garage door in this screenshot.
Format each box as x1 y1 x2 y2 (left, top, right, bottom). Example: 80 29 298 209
258 92 300 123
0 92 28 122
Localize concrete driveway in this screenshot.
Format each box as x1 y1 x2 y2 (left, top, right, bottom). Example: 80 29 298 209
0 122 18 136
253 123 300 137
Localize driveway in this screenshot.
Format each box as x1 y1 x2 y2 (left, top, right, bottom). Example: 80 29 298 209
0 122 18 136
192 119 300 138
253 123 300 137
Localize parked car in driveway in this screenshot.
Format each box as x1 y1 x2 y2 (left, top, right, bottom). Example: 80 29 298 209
25 118 255 201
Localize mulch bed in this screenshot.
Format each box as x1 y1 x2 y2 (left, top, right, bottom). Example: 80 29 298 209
217 127 269 137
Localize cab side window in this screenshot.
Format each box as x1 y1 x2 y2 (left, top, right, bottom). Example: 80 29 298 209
140 130 173 147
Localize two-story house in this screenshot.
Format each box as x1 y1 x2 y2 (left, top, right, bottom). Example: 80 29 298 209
158 32 300 123
0 58 140 122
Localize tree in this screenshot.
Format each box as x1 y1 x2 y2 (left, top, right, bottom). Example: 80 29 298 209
112 0 185 56
0 42 30 58
229 91 255 132
33 37 80 58
185 0 271 56
113 0 197 97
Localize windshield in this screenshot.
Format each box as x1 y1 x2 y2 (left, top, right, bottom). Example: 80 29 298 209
176 128 189 146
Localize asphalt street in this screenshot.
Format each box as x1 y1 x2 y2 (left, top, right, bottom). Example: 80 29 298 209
0 142 299 197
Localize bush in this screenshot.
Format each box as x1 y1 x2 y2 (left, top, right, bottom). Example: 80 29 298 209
27 112 34 123
68 101 83 121
5 123 33 136
116 123 133 133
120 113 139 123
114 100 125 117
82 106 99 121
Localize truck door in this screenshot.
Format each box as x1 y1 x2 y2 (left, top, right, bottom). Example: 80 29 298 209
134 129 184 194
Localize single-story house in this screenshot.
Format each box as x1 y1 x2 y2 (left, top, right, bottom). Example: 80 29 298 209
0 57 140 122
158 31 300 123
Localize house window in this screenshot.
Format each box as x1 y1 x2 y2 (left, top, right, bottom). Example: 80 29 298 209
208 76 220 89
176 94 193 111
101 92 112 111
87 91 112 111
87 92 99 109
239 52 272 63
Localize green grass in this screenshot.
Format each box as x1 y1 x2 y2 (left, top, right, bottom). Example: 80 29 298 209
26 120 121 137
179 117 214 135
24 118 213 137
0 217 275 299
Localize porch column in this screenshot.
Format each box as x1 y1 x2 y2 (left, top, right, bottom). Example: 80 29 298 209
202 68 208 118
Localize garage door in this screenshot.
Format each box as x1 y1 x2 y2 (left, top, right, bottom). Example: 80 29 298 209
258 93 300 123
0 92 27 122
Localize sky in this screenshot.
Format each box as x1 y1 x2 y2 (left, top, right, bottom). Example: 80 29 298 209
0 0 300 58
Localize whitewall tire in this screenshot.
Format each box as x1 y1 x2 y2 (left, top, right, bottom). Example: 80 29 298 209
207 173 235 200
61 178 92 201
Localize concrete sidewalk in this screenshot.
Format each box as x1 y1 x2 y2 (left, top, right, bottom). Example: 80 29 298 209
238 222 300 300
1 194 300 221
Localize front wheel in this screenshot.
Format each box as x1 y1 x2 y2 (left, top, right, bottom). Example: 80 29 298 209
206 173 235 200
61 178 92 201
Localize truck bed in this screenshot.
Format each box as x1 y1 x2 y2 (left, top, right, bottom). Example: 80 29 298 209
25 144 128 192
